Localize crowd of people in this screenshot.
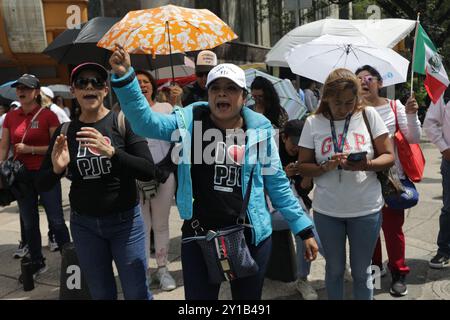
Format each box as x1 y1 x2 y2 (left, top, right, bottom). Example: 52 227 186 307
0 45 449 301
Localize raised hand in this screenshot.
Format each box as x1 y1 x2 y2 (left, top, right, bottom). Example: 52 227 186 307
168 84 183 106
52 134 70 174
405 92 419 114
76 127 115 158
109 44 131 77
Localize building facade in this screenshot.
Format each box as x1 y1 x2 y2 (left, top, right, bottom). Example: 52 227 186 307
0 0 89 86
0 0 351 88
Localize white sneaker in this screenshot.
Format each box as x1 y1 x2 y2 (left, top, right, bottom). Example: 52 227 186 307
156 267 176 291
48 234 59 252
295 278 318 300
13 241 29 259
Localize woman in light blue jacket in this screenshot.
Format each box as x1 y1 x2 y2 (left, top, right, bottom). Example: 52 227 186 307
109 47 318 300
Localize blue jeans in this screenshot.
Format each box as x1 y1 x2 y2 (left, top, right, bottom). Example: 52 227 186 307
70 205 151 300
271 211 324 278
439 159 450 256
181 229 272 300
314 211 382 300
17 171 70 262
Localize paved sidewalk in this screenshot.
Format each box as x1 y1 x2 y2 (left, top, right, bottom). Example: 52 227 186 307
1 136 449 300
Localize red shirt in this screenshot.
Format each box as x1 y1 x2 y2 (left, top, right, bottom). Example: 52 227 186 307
3 105 60 170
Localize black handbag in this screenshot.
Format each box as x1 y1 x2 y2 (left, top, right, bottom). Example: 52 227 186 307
182 168 258 284
362 109 405 198
136 179 159 202
0 157 32 206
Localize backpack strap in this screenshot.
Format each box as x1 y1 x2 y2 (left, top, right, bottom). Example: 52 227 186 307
59 121 71 177
117 111 126 138
362 109 378 157
60 121 70 136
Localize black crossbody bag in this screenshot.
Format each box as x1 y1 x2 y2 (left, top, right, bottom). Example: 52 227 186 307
182 168 259 284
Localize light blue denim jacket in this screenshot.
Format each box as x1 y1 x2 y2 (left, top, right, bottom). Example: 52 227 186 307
111 67 312 245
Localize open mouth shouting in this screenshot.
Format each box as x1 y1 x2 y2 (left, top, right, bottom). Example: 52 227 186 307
83 93 98 102
216 101 232 113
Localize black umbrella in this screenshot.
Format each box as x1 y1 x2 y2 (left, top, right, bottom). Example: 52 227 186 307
43 17 185 71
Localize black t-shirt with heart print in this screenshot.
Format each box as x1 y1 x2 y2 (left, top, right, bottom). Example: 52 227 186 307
38 111 158 217
182 108 247 236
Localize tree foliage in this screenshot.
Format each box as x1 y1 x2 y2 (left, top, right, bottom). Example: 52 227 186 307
349 0 450 67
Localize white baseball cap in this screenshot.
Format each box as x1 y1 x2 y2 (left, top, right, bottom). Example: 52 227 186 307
10 101 21 109
206 64 247 90
41 86 55 99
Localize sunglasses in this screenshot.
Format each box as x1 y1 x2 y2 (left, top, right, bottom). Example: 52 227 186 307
74 77 106 90
196 72 209 78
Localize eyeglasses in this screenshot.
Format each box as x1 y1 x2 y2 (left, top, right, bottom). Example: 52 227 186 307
196 72 209 78
74 77 106 90
358 75 377 83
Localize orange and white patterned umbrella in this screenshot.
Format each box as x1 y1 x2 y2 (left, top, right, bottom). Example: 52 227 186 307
97 5 238 56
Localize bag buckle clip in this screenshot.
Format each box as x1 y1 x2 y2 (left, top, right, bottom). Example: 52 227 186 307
205 230 217 241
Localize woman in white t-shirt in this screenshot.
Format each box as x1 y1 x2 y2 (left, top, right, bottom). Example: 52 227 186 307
298 68 395 300
136 70 177 291
356 65 421 297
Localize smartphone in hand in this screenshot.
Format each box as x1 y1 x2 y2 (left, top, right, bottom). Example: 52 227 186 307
347 151 368 162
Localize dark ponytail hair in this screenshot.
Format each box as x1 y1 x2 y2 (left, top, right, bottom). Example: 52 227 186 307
35 93 43 107
250 76 284 127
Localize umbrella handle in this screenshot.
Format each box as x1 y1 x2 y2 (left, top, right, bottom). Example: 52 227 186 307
166 21 175 83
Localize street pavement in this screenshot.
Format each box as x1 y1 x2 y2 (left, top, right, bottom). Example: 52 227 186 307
0 134 449 300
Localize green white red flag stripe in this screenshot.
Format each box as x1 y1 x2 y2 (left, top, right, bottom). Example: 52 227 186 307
412 24 449 104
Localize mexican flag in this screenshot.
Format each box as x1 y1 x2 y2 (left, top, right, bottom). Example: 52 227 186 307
413 24 449 104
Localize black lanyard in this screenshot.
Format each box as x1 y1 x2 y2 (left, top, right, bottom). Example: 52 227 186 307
329 113 352 154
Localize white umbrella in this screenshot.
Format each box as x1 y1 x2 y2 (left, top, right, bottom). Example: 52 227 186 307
286 35 410 87
266 18 416 67
0 81 17 100
245 69 308 120
152 56 195 80
48 84 74 99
